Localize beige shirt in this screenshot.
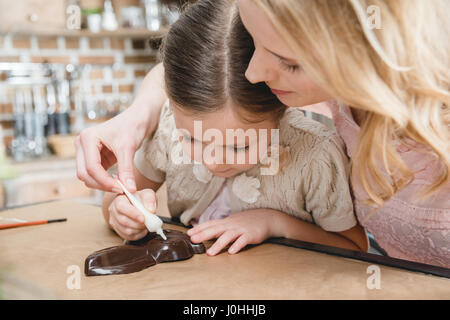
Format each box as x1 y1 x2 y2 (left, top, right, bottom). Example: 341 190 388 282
135 101 357 232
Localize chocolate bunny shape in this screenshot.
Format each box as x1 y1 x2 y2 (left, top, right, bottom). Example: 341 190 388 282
85 229 205 276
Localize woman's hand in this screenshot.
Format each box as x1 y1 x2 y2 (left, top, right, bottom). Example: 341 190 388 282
75 107 149 194
75 63 167 194
187 210 276 256
107 189 158 241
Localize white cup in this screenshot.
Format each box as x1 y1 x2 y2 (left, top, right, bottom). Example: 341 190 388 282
87 14 102 33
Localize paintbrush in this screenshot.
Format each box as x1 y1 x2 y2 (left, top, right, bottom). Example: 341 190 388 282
0 218 67 230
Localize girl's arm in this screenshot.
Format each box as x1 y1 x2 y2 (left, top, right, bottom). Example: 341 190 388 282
188 208 368 256
76 63 167 194
298 134 369 251
268 209 368 251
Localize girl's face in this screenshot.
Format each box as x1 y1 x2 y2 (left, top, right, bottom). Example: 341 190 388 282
237 0 331 108
172 101 277 178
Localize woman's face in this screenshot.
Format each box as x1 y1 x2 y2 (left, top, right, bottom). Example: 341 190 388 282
237 0 331 108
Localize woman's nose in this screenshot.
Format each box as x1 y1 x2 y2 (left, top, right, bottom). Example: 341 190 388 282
245 48 277 84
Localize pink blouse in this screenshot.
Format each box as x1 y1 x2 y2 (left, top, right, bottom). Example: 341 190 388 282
328 100 450 268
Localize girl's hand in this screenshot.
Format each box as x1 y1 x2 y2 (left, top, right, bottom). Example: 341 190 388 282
187 210 276 256
108 189 157 241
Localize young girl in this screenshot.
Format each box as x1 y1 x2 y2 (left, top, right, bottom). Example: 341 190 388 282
102 0 368 255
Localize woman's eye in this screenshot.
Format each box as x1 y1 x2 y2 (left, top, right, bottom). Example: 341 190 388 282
279 59 299 73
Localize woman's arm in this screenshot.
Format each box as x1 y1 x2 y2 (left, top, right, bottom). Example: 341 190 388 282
76 63 167 194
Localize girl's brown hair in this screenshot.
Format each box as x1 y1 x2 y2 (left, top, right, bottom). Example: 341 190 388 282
161 0 286 123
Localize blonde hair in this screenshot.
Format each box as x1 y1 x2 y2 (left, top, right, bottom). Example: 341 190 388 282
253 0 450 208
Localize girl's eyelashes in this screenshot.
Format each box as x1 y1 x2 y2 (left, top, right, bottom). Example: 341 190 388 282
233 145 250 152
186 137 249 153
187 136 201 144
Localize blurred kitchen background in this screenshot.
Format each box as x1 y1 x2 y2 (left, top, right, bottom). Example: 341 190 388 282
0 0 192 209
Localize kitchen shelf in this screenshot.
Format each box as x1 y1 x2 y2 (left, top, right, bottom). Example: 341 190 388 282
1 24 169 39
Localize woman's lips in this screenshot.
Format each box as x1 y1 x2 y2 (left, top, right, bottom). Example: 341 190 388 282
270 88 294 96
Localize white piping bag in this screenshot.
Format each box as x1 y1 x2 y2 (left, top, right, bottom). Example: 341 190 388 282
116 179 167 240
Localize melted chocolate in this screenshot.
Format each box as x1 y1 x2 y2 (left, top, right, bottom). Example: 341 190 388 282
85 229 205 276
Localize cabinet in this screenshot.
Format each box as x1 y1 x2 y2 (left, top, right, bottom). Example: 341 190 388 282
0 0 187 37
0 0 66 33
1 157 103 208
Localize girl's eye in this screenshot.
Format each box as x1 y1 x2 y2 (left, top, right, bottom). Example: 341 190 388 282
189 137 200 144
279 59 300 73
181 136 191 143
233 145 250 152
182 136 199 145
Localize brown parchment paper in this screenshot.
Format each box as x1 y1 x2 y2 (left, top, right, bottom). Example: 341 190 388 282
0 200 449 299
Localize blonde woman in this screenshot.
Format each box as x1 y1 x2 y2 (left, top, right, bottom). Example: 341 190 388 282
75 0 450 267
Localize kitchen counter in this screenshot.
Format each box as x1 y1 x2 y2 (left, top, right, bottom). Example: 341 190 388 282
0 156 103 208
0 200 448 299
7 156 76 173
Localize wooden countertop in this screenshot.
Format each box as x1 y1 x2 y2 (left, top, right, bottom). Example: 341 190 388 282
0 200 449 299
